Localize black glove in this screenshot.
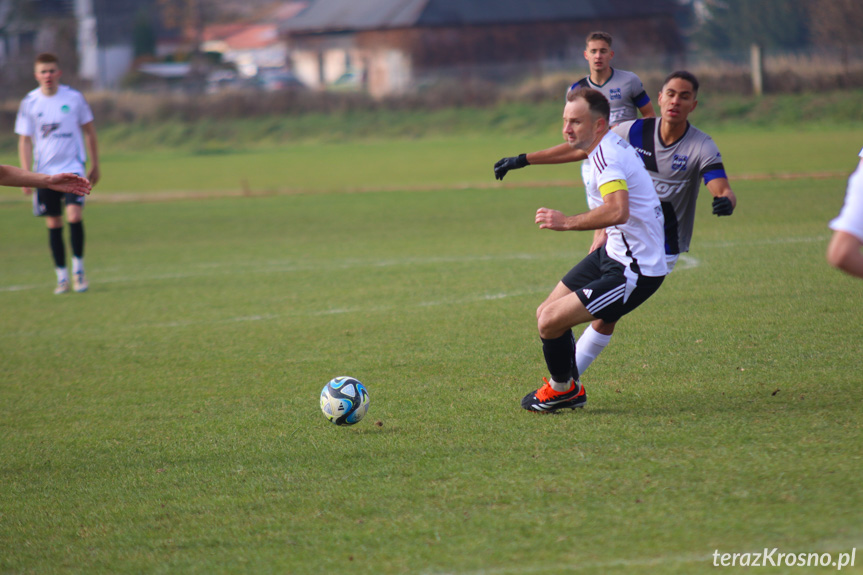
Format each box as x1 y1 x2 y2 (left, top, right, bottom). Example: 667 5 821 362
712 196 734 216
494 154 529 181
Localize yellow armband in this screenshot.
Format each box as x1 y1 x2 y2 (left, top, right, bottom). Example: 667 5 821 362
599 179 628 197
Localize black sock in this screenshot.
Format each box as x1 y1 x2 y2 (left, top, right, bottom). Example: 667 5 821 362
541 329 578 383
69 221 85 259
49 227 66 268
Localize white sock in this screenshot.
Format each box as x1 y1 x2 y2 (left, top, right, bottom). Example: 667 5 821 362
575 325 612 378
549 377 573 392
55 267 69 283
72 257 84 275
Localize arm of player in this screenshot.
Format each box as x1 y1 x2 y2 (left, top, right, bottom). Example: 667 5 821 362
0 165 91 195
536 188 629 231
827 230 863 279
494 144 588 180
707 177 737 216
82 121 101 187
638 102 656 119
589 228 608 253
18 135 34 195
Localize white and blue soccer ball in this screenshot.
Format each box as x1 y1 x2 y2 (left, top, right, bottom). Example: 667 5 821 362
320 376 370 426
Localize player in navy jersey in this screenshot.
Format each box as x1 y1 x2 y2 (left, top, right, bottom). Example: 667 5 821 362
517 88 666 412
16 53 100 294
570 31 655 126
827 148 863 278
494 71 737 383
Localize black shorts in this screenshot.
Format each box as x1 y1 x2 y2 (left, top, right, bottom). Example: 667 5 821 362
33 188 85 217
561 247 665 323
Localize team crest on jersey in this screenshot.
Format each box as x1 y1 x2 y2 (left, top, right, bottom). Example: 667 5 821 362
608 88 622 101
672 154 688 171
40 123 60 138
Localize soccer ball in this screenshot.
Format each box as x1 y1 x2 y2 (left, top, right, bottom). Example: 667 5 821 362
320 376 370 425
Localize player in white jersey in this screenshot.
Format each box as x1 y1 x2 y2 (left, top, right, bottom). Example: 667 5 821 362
494 71 737 384
16 53 100 294
827 148 863 278
570 31 655 126
516 88 666 412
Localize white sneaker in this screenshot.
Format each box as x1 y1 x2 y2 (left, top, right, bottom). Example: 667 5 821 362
54 279 70 295
73 271 88 293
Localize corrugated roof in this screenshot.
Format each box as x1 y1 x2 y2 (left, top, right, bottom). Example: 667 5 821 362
283 0 675 33
283 0 428 33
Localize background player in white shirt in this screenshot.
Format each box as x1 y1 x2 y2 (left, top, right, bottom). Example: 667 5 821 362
827 148 863 278
16 53 100 294
494 71 737 381
518 88 667 413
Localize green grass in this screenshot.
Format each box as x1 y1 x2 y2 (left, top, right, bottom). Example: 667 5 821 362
1 125 862 574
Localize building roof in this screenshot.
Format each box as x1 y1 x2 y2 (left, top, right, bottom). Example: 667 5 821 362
282 0 677 33
223 24 281 50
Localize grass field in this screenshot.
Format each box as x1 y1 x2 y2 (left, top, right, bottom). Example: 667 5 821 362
1 123 862 574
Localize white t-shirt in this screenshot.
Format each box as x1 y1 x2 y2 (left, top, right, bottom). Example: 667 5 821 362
15 85 94 175
830 147 863 242
582 131 667 277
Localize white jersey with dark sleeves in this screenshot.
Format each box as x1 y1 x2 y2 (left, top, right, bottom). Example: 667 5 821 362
581 131 667 277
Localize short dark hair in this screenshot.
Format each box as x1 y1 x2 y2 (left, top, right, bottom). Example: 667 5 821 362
35 53 59 66
566 87 610 124
586 31 613 48
663 70 699 94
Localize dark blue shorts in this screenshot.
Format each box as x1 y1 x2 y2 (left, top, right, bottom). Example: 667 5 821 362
33 187 85 217
561 247 665 323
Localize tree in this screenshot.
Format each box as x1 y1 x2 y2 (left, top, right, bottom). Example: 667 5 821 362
132 8 157 58
685 0 810 52
809 0 863 44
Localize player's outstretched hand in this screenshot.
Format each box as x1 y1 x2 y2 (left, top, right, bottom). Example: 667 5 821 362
48 173 92 196
712 196 734 216
494 154 529 181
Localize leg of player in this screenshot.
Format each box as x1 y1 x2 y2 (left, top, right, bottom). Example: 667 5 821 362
46 214 68 294
66 200 88 292
522 285 591 412
575 319 615 377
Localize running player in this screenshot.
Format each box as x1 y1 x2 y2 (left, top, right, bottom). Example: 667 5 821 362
521 87 667 412
827 147 863 278
494 71 737 380
16 53 100 294
493 32 655 175
571 31 655 126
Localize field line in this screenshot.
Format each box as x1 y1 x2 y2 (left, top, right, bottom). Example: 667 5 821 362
0 171 849 205
425 553 712 574
0 252 711 296
0 252 569 294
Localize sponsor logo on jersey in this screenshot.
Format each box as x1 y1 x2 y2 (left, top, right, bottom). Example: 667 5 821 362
651 177 687 198
672 154 688 171
634 147 654 159
40 123 60 138
608 88 622 101
61 105 70 114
